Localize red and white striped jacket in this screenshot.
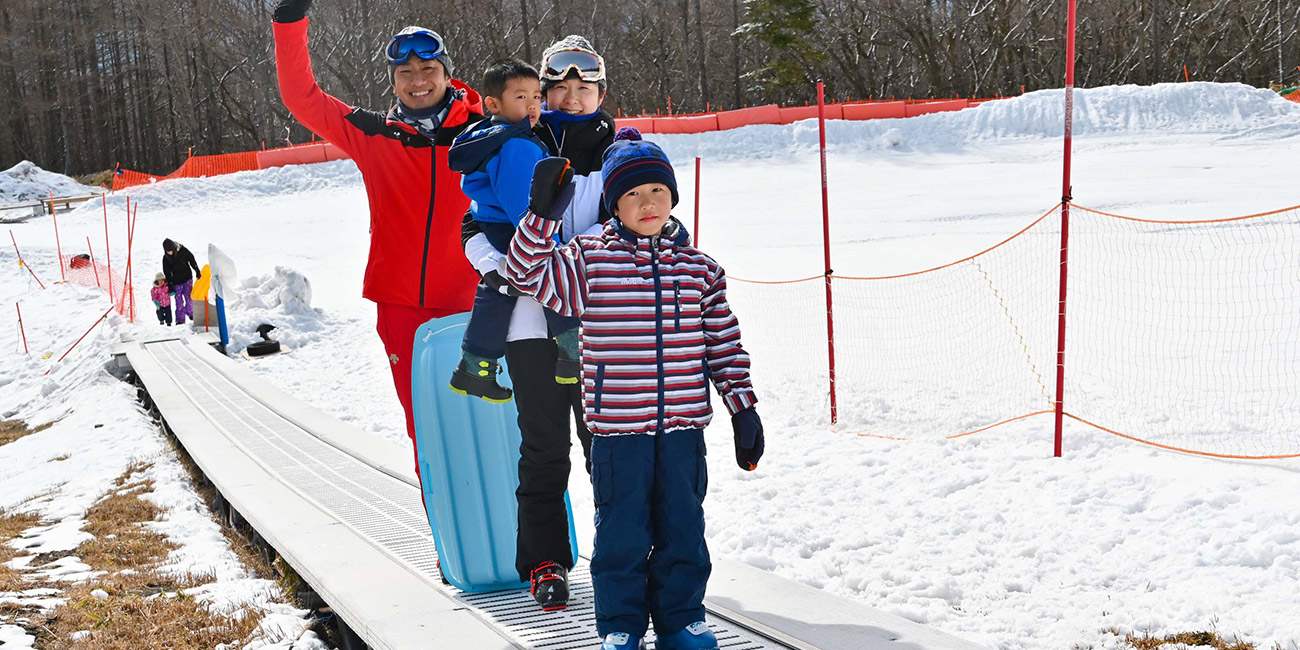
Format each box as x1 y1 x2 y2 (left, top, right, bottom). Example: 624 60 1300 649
507 213 757 437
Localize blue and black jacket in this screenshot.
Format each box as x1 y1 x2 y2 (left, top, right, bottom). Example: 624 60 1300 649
449 115 548 231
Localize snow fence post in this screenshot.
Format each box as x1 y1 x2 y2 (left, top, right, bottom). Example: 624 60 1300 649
817 80 838 425
1054 0 1079 458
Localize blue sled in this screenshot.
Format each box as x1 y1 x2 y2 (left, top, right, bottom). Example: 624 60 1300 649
410 312 579 592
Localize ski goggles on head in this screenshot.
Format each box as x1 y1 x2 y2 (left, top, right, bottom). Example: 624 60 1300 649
386 29 446 64
541 48 605 82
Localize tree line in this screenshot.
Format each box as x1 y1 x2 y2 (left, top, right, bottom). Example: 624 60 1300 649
0 0 1295 178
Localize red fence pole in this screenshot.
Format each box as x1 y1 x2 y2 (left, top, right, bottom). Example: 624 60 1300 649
50 191 65 280
87 237 102 288
103 196 114 303
693 157 701 246
45 306 113 374
1054 0 1078 458
16 303 28 354
10 230 46 290
817 80 839 424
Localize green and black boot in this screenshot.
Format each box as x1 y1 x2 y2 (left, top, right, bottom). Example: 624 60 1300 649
449 352 513 403
554 329 580 385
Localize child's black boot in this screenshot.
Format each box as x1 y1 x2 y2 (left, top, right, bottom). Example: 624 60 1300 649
449 352 513 403
554 329 580 385
528 560 569 611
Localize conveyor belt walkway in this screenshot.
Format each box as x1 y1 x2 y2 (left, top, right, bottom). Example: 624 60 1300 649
113 334 986 650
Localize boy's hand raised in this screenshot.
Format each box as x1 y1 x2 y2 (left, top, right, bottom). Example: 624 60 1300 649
732 408 765 471
529 157 575 221
272 0 313 23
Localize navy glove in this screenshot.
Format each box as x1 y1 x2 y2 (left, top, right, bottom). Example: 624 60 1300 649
483 270 526 297
529 157 575 221
731 408 765 471
272 0 313 23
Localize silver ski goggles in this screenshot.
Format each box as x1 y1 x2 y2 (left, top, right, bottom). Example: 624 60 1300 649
541 48 605 82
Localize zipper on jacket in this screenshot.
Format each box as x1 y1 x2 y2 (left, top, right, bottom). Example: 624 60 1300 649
594 362 606 413
417 147 438 307
673 280 681 331
651 236 665 431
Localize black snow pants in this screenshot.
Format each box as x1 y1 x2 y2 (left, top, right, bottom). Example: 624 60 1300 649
505 337 593 582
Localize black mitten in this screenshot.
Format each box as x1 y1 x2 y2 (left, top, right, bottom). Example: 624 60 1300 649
529 157 576 221
731 407 765 471
483 270 525 297
272 0 313 23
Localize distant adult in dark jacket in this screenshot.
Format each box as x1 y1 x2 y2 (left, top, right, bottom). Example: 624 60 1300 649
162 238 202 325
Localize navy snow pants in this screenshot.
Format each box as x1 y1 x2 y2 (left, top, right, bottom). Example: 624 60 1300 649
590 428 710 638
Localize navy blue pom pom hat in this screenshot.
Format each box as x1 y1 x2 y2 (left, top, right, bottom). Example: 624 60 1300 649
600 127 679 215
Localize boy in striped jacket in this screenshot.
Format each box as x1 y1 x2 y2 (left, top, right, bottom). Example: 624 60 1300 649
507 128 765 650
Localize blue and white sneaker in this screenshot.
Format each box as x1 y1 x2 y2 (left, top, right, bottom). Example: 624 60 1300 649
654 621 718 650
599 632 645 649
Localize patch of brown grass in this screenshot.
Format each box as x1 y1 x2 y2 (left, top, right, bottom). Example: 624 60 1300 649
1122 628 1256 650
0 508 46 594
0 419 53 447
25 465 281 649
40 579 270 650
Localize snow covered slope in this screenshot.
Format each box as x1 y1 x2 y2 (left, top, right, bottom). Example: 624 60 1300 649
4 83 1299 650
0 161 101 205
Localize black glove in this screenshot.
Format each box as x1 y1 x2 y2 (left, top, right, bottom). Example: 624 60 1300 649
272 0 313 23
483 270 525 297
731 408 765 471
529 157 575 221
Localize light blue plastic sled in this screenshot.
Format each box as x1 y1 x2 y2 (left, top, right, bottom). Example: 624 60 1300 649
410 312 579 592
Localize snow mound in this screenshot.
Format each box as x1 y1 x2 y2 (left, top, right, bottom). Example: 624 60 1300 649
0 161 101 205
224 266 328 355
658 82 1300 161
67 160 361 217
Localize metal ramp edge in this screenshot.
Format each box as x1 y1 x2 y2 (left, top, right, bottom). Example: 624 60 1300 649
115 334 987 650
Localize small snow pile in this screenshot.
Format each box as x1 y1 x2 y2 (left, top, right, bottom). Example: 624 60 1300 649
657 82 1300 161
239 267 314 315
223 267 330 355
0 161 101 205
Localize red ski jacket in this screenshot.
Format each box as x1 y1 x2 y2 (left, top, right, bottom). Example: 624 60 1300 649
273 19 482 310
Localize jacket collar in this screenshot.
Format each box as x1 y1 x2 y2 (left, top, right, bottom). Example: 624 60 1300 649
385 78 484 135
607 216 691 247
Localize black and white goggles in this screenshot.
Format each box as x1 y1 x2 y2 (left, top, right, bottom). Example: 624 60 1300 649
541 48 605 82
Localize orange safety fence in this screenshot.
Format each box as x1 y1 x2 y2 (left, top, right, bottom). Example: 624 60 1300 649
112 141 347 192
111 96 997 190
725 202 1300 460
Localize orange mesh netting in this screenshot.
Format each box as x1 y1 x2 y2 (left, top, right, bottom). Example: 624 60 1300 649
731 205 1063 441
65 255 135 319
1062 203 1300 459
728 201 1300 460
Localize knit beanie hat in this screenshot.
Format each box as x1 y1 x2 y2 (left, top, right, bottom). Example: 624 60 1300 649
155 272 166 283
162 238 178 253
540 35 607 94
386 26 454 82
601 127 678 216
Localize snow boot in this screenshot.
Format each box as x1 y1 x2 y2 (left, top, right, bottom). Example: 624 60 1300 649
529 560 569 611
599 632 646 650
554 329 580 385
654 621 718 650
449 353 513 403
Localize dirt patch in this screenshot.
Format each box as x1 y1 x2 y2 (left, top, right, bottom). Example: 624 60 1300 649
0 420 53 447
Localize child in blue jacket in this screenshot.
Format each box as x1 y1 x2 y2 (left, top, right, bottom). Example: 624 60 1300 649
506 129 767 650
447 58 577 402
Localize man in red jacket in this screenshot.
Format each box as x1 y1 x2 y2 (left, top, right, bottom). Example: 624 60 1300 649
272 0 482 474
